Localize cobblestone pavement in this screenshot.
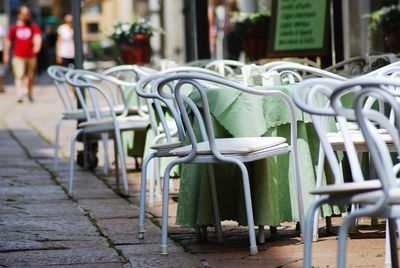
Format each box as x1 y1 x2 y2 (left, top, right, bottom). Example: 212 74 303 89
0 86 203 267
0 84 392 267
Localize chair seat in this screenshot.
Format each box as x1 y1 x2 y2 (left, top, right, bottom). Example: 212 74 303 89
151 142 182 150
63 105 148 120
170 137 287 156
351 188 400 204
114 104 149 115
310 180 382 195
78 115 149 130
327 131 392 151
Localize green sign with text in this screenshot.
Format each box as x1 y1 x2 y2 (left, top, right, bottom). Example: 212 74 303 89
269 0 329 55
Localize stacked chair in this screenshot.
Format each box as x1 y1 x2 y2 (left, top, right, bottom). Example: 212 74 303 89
293 74 400 267
63 69 149 193
47 65 111 174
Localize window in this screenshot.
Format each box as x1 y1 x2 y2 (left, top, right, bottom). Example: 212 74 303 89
86 4 102 14
87 23 99 34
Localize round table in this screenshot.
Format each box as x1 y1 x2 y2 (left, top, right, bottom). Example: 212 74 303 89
175 84 339 227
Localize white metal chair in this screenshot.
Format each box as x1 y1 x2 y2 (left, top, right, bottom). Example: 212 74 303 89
104 64 170 206
293 77 399 267
64 69 150 193
47 65 110 174
136 68 226 240
324 56 366 76
103 65 154 116
241 62 347 87
258 57 321 68
204 59 245 77
331 78 400 267
146 73 305 256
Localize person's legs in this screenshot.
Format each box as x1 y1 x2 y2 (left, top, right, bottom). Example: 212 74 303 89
25 57 37 101
11 57 27 102
62 58 75 68
0 75 5 93
0 51 5 93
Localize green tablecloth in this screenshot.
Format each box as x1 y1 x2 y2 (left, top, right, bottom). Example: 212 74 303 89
176 85 338 227
121 87 147 158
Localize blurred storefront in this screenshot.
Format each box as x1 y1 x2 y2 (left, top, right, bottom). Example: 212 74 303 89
0 0 398 66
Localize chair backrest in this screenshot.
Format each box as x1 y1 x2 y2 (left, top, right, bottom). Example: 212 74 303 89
324 56 366 76
47 65 76 112
292 77 376 184
160 66 223 77
347 78 400 197
103 65 157 117
184 59 213 68
65 69 131 121
241 62 346 87
146 72 298 161
267 63 348 81
363 60 400 78
204 59 245 77
258 57 321 68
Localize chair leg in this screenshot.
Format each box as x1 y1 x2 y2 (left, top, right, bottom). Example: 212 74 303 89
54 117 63 172
303 196 330 268
291 147 306 238
113 136 120 190
258 225 265 244
100 133 110 175
114 129 129 192
149 156 155 207
313 147 326 241
82 133 89 169
138 152 156 240
155 157 162 198
385 221 392 268
207 164 223 243
388 219 399 268
160 162 177 255
396 219 400 238
68 129 82 194
337 210 366 268
236 161 257 255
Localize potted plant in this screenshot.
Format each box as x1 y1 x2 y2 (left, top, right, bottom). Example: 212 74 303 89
365 5 400 53
231 12 270 61
109 19 157 64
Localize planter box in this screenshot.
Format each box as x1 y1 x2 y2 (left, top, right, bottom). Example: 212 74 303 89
118 34 151 64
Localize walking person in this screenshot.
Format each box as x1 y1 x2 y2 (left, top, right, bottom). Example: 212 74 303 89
0 25 6 93
56 13 74 67
3 5 42 103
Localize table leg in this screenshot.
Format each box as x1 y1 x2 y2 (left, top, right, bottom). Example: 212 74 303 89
258 225 265 244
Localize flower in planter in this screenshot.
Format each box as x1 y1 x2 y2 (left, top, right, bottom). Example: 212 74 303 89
231 12 270 35
366 4 400 34
364 5 400 53
109 18 158 45
230 12 270 61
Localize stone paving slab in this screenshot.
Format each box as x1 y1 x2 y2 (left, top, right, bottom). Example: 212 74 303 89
127 254 205 268
0 217 98 234
0 248 123 266
0 86 204 267
0 234 108 252
78 199 139 219
0 202 84 217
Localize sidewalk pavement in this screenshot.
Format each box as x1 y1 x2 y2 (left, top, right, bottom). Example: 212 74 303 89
0 86 203 267
0 84 390 267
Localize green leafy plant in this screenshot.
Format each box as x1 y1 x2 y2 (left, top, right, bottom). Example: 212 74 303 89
365 5 400 33
109 18 158 44
231 12 270 34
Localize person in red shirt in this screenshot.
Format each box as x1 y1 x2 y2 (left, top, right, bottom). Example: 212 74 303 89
3 5 42 103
